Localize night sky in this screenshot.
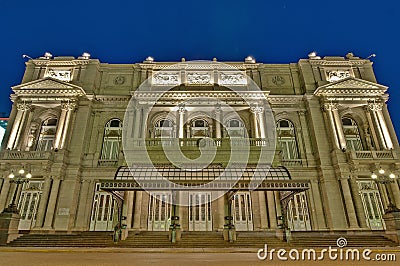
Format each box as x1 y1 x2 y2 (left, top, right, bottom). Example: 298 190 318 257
0 0 399 139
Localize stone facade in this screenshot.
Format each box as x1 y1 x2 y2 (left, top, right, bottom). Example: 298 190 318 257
0 53 399 235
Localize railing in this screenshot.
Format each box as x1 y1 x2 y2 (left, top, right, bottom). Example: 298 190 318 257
97 159 119 167
350 150 396 160
0 150 53 160
130 138 273 148
281 159 304 167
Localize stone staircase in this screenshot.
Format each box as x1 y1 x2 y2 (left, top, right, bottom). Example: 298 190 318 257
288 231 397 247
8 232 114 247
7 231 398 248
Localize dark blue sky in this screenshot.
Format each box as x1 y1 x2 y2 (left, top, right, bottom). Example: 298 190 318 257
1 0 399 138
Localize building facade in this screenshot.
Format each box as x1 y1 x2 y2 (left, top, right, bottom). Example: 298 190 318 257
0 53 399 236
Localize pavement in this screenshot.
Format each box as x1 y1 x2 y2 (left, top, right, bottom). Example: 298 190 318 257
0 247 399 266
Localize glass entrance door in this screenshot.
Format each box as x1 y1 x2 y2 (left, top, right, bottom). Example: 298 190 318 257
90 185 115 231
148 192 172 231
358 181 385 230
287 191 311 231
232 192 253 231
18 181 43 230
189 192 212 231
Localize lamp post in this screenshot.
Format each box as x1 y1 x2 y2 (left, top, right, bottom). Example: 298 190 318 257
3 169 32 214
371 168 399 212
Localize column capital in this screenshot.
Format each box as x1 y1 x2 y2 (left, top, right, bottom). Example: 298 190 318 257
368 102 383 111
61 101 76 111
16 102 31 111
250 104 264 114
178 104 186 114
323 102 339 111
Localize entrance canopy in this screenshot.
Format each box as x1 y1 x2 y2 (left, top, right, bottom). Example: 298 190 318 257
99 164 310 192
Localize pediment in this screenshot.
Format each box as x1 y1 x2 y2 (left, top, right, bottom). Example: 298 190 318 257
12 77 85 97
314 77 388 96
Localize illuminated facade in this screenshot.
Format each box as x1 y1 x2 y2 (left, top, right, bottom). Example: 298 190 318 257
0 53 399 239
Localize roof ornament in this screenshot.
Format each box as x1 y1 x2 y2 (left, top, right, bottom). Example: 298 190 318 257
308 51 321 60
245 56 255 63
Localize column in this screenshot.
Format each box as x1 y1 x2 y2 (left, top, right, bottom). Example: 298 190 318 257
34 177 52 228
141 106 150 138
0 178 11 212
324 103 341 150
53 107 67 149
73 179 91 230
376 106 394 149
332 107 346 150
267 191 277 229
310 179 327 229
7 103 30 150
132 191 143 230
298 111 315 163
258 191 268 229
349 177 368 229
368 102 392 149
217 194 225 230
364 106 381 150
178 105 186 139
126 191 134 229
214 105 222 139
258 109 266 139
274 191 282 219
339 177 358 228
43 178 61 228
382 105 399 148
59 102 76 149
389 181 400 209
133 106 141 141
250 106 260 138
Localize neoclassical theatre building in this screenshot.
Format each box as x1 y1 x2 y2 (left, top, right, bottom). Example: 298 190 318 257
0 52 399 238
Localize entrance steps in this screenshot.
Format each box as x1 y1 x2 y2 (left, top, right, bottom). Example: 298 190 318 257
288 231 397 247
7 231 397 248
7 231 114 247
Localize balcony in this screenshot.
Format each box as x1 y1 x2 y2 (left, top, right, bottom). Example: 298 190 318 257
129 138 272 148
347 150 397 161
0 150 54 161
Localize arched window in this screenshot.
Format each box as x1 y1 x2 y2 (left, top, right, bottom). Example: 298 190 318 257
190 118 210 138
154 119 174 138
225 119 245 138
36 118 57 151
276 119 299 160
100 119 122 161
342 117 363 151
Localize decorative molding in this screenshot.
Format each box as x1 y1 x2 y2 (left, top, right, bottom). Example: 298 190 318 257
186 72 212 85
326 70 351 82
30 59 90 66
114 76 126 85
314 77 387 97
12 77 86 97
44 68 72 82
309 59 367 66
218 72 247 85
152 73 180 86
271 75 286 86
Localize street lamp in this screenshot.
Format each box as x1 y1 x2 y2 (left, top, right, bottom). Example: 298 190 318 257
3 169 32 214
370 169 399 212
370 170 398 185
